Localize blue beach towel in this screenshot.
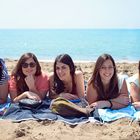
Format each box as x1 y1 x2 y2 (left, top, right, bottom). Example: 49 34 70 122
97 105 136 122
2 98 92 125
3 97 138 124
0 98 11 117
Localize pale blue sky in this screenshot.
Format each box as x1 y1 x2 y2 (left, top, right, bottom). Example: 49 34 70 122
0 0 140 28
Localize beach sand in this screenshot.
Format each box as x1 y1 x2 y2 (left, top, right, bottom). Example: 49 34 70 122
0 59 140 140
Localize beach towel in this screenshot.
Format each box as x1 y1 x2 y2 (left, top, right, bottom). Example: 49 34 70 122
97 105 136 122
3 98 57 121
0 98 11 117
2 98 95 125
3 98 136 124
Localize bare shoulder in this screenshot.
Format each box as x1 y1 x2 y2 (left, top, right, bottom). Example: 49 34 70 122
130 82 138 88
86 79 96 93
74 71 83 81
87 81 93 89
75 70 83 76
48 72 54 81
129 73 139 86
86 81 98 102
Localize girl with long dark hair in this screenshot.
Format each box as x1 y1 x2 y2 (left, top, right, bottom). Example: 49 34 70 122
49 54 85 100
9 53 49 103
86 54 129 109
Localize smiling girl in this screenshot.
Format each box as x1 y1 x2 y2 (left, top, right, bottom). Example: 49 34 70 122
86 54 129 109
49 54 85 100
9 53 49 103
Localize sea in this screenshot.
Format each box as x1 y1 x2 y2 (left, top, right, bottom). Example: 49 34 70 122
0 29 140 62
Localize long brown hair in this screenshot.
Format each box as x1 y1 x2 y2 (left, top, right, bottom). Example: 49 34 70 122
11 52 41 95
88 54 119 100
53 54 76 94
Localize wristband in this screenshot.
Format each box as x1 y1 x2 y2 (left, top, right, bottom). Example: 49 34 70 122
108 100 113 109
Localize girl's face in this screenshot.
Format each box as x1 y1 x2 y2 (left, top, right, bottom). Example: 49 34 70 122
22 58 37 76
56 62 71 81
99 59 114 84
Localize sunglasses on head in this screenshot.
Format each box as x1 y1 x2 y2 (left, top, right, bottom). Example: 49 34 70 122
22 62 36 68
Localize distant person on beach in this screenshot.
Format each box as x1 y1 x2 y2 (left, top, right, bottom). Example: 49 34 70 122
0 58 9 104
49 54 85 100
86 53 129 109
9 53 49 103
129 61 140 110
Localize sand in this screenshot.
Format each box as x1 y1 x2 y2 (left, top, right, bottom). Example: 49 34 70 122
0 59 139 140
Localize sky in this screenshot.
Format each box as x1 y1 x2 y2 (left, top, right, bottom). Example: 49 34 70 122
0 0 140 29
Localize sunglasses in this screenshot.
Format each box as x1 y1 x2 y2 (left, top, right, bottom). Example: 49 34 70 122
22 62 36 68
100 66 114 70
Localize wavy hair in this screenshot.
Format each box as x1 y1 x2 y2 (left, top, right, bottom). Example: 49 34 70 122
53 54 76 94
88 53 119 100
11 52 41 94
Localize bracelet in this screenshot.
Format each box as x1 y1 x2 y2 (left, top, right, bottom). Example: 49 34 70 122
108 100 113 109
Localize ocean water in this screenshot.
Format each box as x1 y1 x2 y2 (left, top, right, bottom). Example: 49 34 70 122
0 29 140 62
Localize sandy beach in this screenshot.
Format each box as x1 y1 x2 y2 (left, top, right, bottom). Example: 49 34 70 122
0 59 140 140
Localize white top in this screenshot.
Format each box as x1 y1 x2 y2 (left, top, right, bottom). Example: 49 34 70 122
118 74 128 91
126 74 139 94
